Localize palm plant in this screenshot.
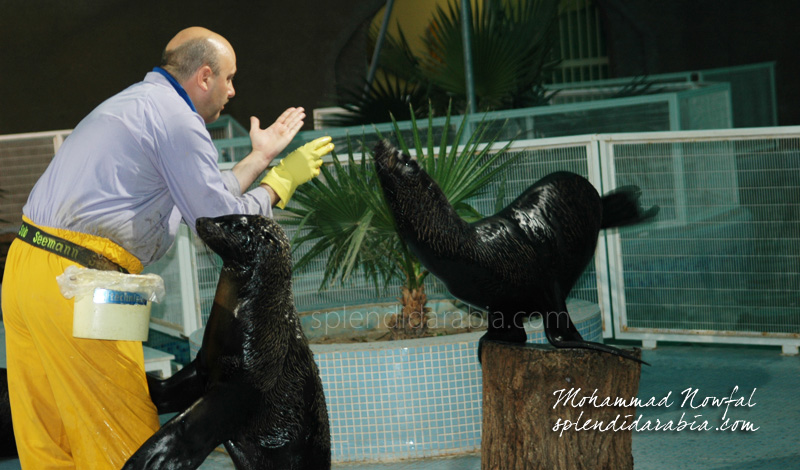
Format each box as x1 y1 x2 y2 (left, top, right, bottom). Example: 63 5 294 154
419 0 560 111
322 0 560 126
321 74 429 128
283 104 520 339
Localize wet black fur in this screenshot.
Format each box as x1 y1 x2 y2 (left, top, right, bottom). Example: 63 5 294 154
126 215 330 469
373 140 658 365
0 368 16 457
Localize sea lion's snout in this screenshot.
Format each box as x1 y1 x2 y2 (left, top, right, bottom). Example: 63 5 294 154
374 141 420 179
397 150 418 168
196 214 290 271
373 140 397 169
196 215 248 244
390 148 418 171
197 215 245 263
196 216 221 242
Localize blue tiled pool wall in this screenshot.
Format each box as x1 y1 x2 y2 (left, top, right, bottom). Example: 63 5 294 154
312 310 603 463
145 328 191 364
186 305 602 463
314 338 483 462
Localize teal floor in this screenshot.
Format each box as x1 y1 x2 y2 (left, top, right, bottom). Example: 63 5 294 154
1 342 798 469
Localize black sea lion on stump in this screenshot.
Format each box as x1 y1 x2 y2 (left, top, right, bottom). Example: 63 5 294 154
373 140 658 365
126 214 330 470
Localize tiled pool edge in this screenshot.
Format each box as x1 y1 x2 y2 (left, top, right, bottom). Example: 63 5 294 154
309 299 602 463
188 299 601 464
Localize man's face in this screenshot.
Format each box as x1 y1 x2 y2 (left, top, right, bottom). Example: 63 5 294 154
200 51 236 123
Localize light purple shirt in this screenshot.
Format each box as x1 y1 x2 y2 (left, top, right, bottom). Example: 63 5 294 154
24 71 272 266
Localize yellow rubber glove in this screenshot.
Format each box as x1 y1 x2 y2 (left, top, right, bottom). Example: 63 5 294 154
261 136 334 208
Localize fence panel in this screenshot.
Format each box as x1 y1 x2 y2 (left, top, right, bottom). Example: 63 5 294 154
0 131 70 232
601 128 800 353
185 140 605 331
3 123 794 352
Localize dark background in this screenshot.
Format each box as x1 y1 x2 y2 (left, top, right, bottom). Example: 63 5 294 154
0 0 384 134
2 0 799 135
597 0 800 127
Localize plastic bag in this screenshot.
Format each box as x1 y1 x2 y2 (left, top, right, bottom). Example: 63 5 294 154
57 265 166 303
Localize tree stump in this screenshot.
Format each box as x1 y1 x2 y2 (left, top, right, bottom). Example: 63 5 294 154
481 342 642 470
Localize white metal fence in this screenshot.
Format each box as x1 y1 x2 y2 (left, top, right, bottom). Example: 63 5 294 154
1 126 797 353
597 128 800 354
0 130 71 231
152 127 799 354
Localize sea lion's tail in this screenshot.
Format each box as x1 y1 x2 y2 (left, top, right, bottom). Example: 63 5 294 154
600 185 659 229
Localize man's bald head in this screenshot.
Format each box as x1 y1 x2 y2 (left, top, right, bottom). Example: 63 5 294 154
159 27 238 123
160 27 235 82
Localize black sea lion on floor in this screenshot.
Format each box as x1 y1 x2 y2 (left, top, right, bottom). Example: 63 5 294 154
373 140 658 364
126 215 330 469
0 368 17 457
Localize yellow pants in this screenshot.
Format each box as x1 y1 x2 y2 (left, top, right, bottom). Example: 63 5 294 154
2 218 159 469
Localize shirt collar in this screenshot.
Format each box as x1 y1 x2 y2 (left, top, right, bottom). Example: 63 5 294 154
152 67 197 113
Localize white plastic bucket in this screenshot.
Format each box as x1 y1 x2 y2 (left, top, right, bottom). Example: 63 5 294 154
57 265 165 342
73 288 152 341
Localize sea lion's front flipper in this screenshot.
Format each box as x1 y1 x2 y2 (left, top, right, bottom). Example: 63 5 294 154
147 353 208 415
124 382 258 469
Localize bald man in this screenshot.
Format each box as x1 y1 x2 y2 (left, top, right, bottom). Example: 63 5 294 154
2 27 332 468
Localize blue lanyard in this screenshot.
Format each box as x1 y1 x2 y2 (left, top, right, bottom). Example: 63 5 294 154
152 67 197 113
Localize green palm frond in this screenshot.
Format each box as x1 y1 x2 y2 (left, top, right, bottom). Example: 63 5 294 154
321 75 428 128
420 0 560 110
284 104 522 295
392 102 518 210
375 24 425 84
283 137 397 290
324 0 560 125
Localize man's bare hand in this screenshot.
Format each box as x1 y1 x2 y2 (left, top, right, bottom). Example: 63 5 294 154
229 107 306 194
248 107 306 164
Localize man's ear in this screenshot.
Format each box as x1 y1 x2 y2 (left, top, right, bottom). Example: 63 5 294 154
195 65 214 92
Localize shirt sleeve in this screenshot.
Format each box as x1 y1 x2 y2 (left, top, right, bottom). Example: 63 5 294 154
219 170 244 197
149 109 273 235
